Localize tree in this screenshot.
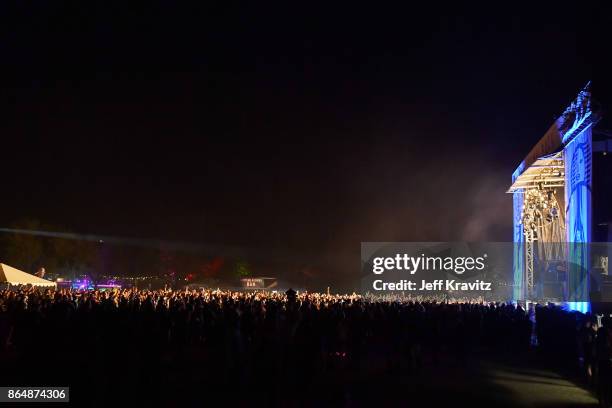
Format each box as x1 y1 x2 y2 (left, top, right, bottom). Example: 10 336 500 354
1 219 45 273
234 260 252 278
1 219 98 278
48 236 96 278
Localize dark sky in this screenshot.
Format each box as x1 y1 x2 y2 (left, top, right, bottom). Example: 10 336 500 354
1 2 610 281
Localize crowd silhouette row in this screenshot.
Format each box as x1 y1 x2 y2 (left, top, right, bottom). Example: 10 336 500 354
0 286 611 405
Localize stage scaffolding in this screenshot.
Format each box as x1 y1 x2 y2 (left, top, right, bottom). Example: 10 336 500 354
508 152 566 299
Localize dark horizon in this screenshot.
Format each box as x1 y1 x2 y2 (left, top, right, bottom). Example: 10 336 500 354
1 2 611 284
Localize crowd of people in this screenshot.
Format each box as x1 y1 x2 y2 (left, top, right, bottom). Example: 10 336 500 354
0 286 610 405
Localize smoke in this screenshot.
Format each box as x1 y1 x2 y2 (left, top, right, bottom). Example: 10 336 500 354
461 171 512 241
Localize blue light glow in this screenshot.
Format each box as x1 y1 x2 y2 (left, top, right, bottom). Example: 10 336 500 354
564 128 592 308
512 161 526 183
564 301 591 314
512 191 524 301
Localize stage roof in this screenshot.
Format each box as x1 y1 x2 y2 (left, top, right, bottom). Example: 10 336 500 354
507 151 564 193
511 82 597 185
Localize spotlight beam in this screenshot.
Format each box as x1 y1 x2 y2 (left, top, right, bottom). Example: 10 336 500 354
0 228 242 256
0 228 345 264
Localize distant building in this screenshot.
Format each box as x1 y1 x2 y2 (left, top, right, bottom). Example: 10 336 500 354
240 277 278 290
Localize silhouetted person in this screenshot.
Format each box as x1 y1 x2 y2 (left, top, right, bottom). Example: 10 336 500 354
597 316 612 407
285 288 297 303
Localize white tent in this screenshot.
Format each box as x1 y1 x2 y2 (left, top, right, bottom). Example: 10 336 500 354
0 263 56 287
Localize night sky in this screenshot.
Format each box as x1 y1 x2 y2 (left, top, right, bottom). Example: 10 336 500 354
1 2 611 283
